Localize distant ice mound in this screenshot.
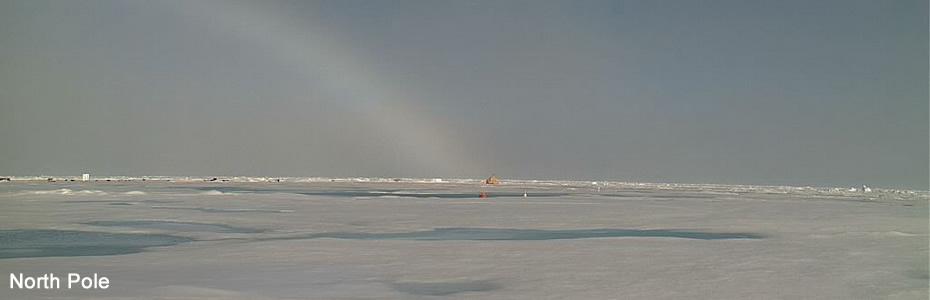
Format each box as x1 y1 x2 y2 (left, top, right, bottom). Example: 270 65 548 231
199 190 235 196
29 189 107 196
124 191 147 195
845 185 873 193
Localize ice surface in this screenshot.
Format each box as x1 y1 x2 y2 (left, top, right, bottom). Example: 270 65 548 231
82 220 265 233
260 228 762 241
0 180 926 299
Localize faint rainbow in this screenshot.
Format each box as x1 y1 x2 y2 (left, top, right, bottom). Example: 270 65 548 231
165 1 486 177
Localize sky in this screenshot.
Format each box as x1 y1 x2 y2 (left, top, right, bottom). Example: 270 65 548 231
0 0 926 189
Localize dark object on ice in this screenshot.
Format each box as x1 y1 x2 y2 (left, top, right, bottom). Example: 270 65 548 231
485 175 500 185
0 177 10 182
208 177 218 182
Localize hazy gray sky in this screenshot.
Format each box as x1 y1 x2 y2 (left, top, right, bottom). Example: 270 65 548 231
1 0 926 189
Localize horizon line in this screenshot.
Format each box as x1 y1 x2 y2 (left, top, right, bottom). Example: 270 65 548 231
1 174 925 193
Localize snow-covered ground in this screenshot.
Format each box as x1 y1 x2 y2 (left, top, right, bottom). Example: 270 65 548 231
0 181 926 299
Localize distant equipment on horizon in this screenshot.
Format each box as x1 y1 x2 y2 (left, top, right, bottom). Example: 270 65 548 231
485 175 500 185
81 173 90 181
